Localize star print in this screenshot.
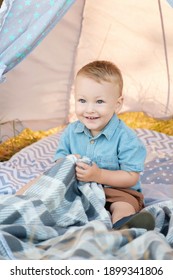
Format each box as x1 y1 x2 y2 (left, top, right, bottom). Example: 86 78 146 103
34 12 40 19
3 28 9 33
26 34 32 40
9 35 15 41
25 0 31 6
50 0 55 6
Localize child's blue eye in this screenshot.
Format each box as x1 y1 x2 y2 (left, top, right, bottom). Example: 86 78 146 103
79 99 86 103
97 100 104 104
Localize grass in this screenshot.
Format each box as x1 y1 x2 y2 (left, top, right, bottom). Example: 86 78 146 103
118 112 173 136
0 126 65 162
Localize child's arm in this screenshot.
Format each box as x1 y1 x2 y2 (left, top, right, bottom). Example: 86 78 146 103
54 126 71 161
76 161 139 188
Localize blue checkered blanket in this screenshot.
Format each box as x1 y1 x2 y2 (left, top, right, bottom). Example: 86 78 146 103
0 155 173 260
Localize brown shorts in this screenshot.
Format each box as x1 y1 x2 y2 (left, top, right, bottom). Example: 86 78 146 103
104 187 144 212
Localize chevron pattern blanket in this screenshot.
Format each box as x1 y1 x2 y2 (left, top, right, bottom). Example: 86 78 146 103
0 129 173 195
0 154 173 260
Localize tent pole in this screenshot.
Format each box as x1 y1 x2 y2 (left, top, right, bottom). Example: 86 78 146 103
158 0 171 115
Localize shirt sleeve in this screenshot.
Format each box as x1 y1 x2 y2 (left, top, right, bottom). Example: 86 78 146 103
54 125 71 161
117 132 147 172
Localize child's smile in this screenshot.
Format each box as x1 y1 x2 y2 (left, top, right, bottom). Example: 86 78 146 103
85 116 99 120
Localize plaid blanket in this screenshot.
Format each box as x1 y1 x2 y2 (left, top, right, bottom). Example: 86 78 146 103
0 155 173 260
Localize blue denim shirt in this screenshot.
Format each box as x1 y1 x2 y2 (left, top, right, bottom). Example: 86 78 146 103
54 114 147 191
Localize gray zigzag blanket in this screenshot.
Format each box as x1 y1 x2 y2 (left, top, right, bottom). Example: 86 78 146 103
0 155 173 260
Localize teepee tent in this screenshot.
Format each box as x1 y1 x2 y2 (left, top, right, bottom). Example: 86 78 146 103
0 0 173 140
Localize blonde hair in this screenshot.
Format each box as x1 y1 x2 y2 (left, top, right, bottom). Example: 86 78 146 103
76 60 123 95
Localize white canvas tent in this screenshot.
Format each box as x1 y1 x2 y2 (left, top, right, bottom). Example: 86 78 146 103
0 0 173 140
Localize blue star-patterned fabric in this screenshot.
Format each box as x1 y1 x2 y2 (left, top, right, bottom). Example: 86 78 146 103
166 0 173 7
0 0 76 82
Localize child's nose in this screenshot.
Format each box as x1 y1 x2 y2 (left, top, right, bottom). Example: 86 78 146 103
86 103 95 113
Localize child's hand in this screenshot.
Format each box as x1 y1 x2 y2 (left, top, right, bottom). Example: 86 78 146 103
73 154 81 159
75 161 101 182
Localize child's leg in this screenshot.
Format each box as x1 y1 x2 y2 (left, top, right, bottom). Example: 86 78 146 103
110 201 136 224
110 201 155 231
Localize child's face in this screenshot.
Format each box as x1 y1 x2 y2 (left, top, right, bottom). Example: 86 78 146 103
75 75 123 136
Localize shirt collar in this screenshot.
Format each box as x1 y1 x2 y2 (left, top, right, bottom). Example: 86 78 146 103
101 114 120 140
74 114 120 140
74 121 91 137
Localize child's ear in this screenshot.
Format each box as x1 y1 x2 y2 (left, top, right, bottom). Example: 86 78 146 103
115 96 124 114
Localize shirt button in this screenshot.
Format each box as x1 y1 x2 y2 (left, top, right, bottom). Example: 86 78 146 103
90 140 95 144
